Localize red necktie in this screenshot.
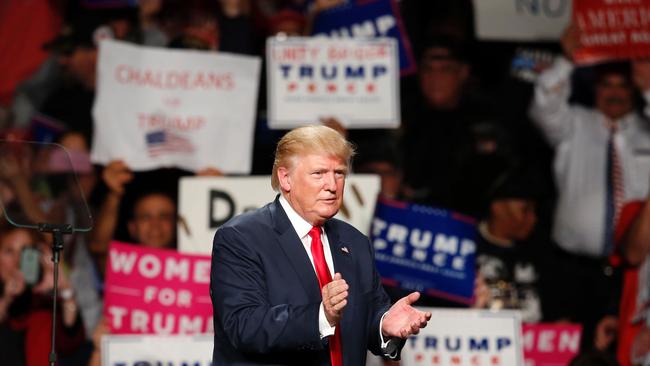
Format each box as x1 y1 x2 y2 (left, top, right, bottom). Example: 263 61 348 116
308 226 343 366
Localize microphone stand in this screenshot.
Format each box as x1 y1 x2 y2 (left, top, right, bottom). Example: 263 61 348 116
38 223 73 366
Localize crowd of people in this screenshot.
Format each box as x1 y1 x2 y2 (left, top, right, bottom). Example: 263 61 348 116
2 0 650 365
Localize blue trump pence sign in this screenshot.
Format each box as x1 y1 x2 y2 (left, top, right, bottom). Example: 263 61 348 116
370 199 477 304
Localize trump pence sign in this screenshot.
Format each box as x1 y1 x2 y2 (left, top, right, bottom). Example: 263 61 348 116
267 37 399 129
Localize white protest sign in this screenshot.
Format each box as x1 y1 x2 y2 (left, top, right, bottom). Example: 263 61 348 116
101 334 213 366
267 37 400 129
177 175 380 254
473 0 571 41
92 39 261 173
401 308 523 366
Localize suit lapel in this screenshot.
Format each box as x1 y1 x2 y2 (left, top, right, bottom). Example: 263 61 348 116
324 220 356 360
269 197 321 301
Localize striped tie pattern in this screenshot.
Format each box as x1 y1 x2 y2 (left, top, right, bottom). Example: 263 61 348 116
603 123 624 255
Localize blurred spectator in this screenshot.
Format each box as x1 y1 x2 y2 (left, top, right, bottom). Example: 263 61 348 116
474 165 543 323
569 350 620 366
12 8 138 143
89 161 177 272
352 134 403 200
529 24 650 349
267 9 306 36
0 0 63 110
166 0 220 51
0 224 86 366
613 195 650 365
401 36 511 216
217 0 255 54
139 0 168 47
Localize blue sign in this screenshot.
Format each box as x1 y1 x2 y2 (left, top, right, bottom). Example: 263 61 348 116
371 198 477 304
311 0 416 75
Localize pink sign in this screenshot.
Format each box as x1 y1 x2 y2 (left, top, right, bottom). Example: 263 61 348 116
522 324 582 366
104 241 213 335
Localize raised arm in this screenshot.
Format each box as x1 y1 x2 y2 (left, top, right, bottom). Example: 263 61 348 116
529 25 580 146
87 160 133 256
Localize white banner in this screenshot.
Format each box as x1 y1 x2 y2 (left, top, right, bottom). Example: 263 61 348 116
473 0 571 41
267 37 399 129
401 308 523 366
101 334 212 366
91 39 261 173
177 175 380 254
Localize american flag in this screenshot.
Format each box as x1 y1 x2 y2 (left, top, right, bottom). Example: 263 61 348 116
145 129 195 157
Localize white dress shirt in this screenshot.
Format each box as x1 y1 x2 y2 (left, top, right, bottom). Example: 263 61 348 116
279 195 397 357
530 57 650 257
279 195 337 338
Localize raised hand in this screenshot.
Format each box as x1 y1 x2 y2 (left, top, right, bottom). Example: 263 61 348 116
381 292 431 338
560 24 581 62
102 160 133 196
321 273 348 326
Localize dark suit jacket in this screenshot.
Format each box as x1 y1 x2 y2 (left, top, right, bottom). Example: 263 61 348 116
210 197 394 365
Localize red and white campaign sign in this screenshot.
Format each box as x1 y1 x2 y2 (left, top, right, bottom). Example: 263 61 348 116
92 39 261 173
267 37 400 129
574 0 650 64
522 324 582 366
104 242 213 335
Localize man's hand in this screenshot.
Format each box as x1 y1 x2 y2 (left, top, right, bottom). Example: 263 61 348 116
594 314 618 351
322 273 348 326
102 160 133 196
560 24 581 62
633 59 650 93
382 292 432 338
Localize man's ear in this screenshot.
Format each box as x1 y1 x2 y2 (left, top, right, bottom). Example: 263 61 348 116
278 166 291 192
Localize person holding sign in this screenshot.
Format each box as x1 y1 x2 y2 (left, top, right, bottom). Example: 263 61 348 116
210 125 431 365
529 24 650 350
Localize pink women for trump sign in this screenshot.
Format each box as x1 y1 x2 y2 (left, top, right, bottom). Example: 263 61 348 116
104 241 213 335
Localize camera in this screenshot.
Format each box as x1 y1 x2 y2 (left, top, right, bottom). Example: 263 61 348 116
20 247 41 286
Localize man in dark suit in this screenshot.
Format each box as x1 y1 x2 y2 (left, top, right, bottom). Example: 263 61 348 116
211 125 431 365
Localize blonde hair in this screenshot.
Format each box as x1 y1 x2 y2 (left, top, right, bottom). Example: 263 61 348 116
271 125 355 191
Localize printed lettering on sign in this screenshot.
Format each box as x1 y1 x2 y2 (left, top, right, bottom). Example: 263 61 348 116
104 242 213 335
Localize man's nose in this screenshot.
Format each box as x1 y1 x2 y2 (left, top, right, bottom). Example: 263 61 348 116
323 172 337 191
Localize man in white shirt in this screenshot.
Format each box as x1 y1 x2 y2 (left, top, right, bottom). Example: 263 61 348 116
529 24 650 350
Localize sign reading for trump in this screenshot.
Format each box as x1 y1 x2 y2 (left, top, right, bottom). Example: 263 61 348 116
573 0 650 64
266 37 399 129
104 242 213 335
371 198 478 304
92 39 261 173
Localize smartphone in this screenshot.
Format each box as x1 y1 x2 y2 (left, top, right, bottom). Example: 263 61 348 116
20 247 41 286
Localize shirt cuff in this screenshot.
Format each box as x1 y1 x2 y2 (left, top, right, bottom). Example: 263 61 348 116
379 311 399 359
319 302 336 339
